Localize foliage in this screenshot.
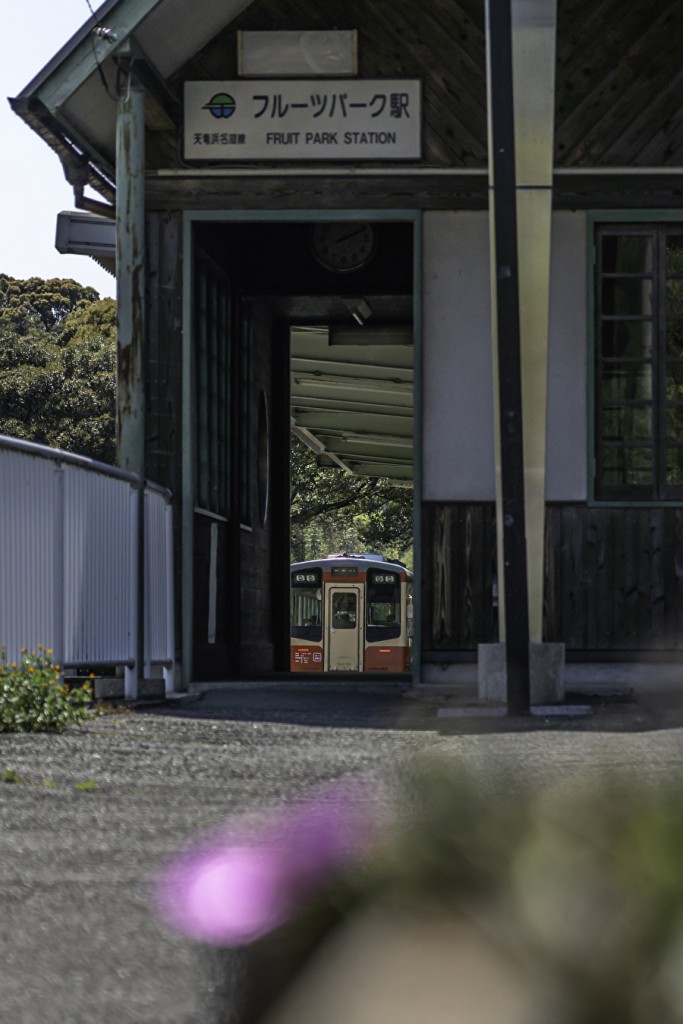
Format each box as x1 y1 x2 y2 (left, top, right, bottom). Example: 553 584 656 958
0 645 95 733
0 275 116 464
290 437 413 565
0 275 100 332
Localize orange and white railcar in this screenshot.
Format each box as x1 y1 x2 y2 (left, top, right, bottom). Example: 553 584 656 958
290 553 413 673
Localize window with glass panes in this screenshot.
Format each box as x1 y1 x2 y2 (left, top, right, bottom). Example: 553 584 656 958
595 225 683 500
194 253 232 517
239 303 252 526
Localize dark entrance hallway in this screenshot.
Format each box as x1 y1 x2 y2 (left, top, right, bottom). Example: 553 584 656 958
189 217 415 680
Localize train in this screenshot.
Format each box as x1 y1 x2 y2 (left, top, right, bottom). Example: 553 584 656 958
290 553 413 672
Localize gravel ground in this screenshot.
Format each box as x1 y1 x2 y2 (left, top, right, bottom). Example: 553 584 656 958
1 686 682 1024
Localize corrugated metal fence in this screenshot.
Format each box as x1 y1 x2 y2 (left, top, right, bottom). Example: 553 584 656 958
0 436 174 697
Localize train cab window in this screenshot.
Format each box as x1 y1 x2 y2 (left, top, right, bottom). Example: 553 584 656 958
331 592 357 629
290 569 322 641
366 570 401 641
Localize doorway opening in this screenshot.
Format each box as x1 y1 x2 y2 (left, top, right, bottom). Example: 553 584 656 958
187 214 416 682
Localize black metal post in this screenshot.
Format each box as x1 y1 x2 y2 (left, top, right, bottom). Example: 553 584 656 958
486 0 531 714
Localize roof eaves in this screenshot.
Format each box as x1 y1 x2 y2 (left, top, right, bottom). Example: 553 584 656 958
9 96 116 204
10 0 162 201
15 0 164 113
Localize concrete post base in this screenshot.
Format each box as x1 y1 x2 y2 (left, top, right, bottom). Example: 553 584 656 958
93 676 166 701
478 642 565 706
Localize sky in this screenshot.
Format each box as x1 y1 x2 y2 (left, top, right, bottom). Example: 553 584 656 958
1 0 115 298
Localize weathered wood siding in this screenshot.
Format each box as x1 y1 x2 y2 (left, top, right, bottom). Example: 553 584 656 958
151 0 683 174
146 210 184 494
422 502 683 654
146 210 184 656
555 0 683 166
238 302 276 675
544 505 683 652
145 213 282 679
171 0 487 169
422 502 498 650
141 0 683 212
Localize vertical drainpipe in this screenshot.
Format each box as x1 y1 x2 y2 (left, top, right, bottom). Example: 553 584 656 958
116 63 146 700
486 0 557 712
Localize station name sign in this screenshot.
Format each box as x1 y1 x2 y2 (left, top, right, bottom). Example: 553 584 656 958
183 80 422 161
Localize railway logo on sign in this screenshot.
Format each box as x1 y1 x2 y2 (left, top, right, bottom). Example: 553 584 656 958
203 93 237 118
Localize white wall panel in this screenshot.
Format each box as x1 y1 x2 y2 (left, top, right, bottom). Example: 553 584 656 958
422 211 496 501
546 211 588 501
421 210 588 503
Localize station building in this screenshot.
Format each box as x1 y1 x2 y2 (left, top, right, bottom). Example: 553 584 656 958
11 0 683 696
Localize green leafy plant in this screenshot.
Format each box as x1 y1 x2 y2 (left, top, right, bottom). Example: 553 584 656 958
3 768 22 783
0 645 96 733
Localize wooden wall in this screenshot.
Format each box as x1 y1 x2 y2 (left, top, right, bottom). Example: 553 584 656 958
544 505 683 653
422 502 683 656
238 302 276 675
146 211 184 496
146 211 184 661
170 0 487 170
144 212 285 680
151 0 683 177
422 503 498 651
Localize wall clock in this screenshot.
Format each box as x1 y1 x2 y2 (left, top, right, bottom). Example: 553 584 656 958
310 222 377 272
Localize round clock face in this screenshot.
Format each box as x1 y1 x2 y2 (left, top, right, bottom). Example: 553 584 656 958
310 222 377 272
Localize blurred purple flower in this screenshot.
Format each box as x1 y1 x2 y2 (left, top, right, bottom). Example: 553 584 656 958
156 777 378 946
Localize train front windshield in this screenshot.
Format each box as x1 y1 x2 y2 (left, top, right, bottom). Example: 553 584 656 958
366 570 402 640
291 569 323 640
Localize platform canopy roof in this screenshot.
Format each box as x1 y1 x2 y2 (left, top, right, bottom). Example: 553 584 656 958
290 323 413 482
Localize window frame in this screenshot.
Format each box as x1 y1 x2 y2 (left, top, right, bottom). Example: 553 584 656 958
194 250 232 519
238 300 252 527
365 568 402 641
590 212 683 506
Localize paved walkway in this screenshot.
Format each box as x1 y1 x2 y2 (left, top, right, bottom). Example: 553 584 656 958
0 685 681 1023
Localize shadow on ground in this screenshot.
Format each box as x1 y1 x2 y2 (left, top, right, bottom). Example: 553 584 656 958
137 686 683 735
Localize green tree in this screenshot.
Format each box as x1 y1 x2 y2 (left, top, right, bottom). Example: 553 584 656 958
0 275 100 332
0 275 116 464
290 436 413 565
